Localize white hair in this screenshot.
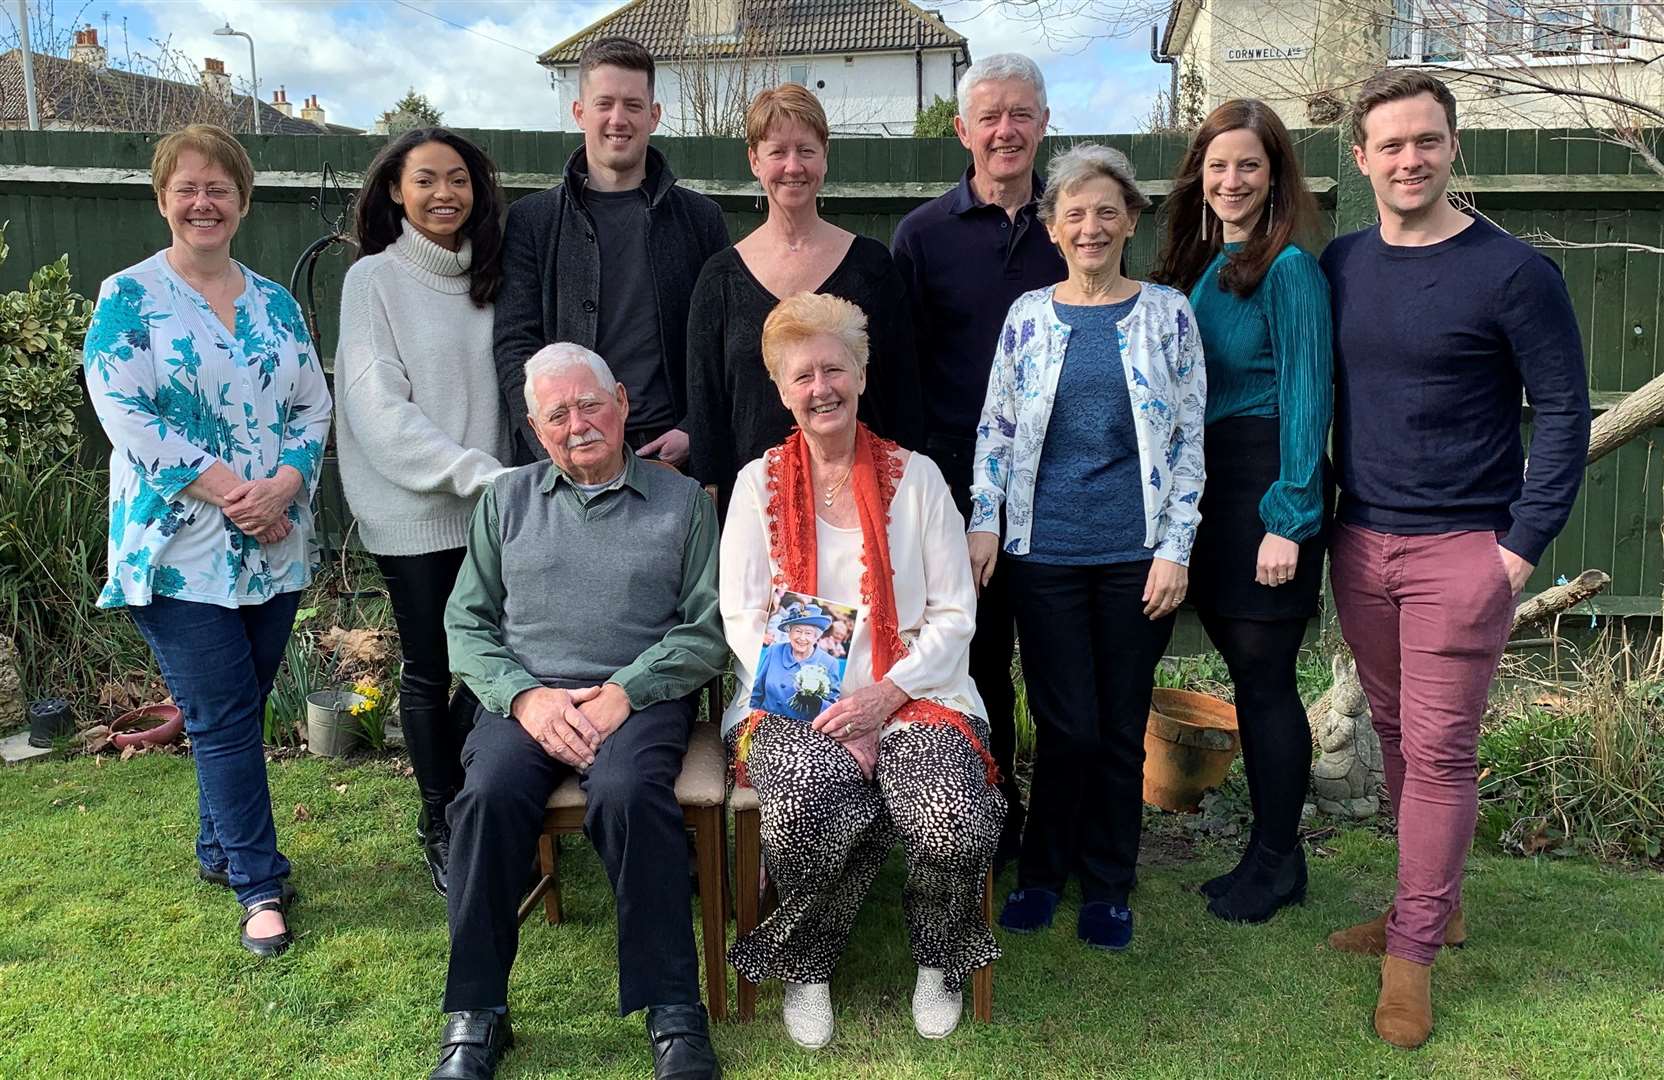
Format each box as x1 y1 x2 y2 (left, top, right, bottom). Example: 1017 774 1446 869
956 53 1047 122
1038 143 1151 225
522 343 619 418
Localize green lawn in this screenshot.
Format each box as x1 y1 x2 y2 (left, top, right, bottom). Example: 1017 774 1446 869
1 752 1660 1080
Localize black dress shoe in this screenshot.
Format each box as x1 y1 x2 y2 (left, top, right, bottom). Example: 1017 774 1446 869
200 868 298 908
423 820 451 898
430 1010 513 1080
1199 832 1261 900
239 898 293 958
1207 844 1307 924
646 1003 721 1080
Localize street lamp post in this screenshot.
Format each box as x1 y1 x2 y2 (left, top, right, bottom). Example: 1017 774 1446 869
212 22 259 134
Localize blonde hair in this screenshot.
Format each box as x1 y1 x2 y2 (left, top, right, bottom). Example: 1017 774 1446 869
745 83 829 150
761 293 868 384
151 124 254 211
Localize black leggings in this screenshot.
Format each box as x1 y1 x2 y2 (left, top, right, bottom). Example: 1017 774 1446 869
1197 610 1311 855
375 549 478 816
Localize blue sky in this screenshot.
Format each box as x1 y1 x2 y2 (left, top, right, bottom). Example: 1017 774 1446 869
51 1 1167 135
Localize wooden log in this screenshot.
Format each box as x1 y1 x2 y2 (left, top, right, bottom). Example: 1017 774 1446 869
1587 370 1664 466
1307 568 1613 724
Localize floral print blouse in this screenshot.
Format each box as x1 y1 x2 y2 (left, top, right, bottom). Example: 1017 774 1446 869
83 252 333 609
968 283 1207 565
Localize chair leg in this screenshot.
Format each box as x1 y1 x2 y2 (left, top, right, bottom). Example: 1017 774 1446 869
733 805 762 1023
692 805 729 1022
973 866 993 1022
542 832 563 925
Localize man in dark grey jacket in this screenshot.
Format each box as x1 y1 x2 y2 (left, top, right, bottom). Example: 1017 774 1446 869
494 36 729 466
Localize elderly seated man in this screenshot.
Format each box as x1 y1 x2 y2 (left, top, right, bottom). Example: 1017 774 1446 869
431 342 727 1080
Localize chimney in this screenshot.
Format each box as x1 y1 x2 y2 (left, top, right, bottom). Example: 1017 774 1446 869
69 26 108 69
685 0 740 41
270 86 293 118
201 57 232 104
301 94 326 126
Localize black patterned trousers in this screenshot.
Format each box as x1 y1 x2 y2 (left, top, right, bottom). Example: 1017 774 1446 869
728 715 1006 992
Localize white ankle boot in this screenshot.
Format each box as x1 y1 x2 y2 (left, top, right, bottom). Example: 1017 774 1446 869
911 966 962 1039
782 981 834 1048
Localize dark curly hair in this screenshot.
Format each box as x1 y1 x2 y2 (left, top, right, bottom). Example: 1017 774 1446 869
353 127 504 306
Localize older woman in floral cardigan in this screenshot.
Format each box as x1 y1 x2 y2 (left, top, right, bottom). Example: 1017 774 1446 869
968 143 1206 952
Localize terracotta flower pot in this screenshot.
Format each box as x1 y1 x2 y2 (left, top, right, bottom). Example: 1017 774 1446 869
110 703 185 749
1143 687 1241 812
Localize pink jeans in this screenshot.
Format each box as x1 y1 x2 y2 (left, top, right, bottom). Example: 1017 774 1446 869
1330 523 1515 965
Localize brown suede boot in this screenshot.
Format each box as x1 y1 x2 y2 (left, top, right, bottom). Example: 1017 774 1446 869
1327 904 1467 955
1374 955 1434 1048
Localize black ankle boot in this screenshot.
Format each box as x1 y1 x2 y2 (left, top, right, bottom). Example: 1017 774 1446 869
422 804 452 897
1200 832 1261 900
1207 843 1306 924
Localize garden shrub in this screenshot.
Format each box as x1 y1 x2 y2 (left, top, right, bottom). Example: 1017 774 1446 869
0 223 93 469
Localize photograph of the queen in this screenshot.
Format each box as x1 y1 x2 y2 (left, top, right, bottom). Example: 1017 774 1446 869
751 601 852 722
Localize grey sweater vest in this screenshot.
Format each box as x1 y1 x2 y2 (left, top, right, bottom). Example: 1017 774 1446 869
494 461 698 687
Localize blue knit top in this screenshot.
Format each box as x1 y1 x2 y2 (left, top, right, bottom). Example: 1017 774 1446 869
1022 293 1149 565
1187 243 1333 542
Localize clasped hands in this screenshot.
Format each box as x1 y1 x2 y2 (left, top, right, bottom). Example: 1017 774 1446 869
812 678 908 779
217 466 303 544
512 682 632 769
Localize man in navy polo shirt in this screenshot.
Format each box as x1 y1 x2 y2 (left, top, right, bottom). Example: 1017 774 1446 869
892 52 1067 868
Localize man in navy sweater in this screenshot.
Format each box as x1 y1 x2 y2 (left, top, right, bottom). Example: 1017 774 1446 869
1320 72 1589 1050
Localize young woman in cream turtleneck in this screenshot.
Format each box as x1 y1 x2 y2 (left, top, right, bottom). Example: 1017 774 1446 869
336 128 512 895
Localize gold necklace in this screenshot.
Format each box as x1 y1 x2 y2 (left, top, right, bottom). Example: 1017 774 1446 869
821 465 852 507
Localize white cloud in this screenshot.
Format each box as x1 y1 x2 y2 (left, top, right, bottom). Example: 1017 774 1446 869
127 0 1164 134
135 0 611 130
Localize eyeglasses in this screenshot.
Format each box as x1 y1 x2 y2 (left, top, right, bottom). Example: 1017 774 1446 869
168 185 239 202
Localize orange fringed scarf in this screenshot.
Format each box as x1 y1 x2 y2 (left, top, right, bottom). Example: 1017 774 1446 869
735 424 1000 787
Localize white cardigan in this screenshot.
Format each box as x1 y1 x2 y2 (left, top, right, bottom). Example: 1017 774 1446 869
334 221 512 556
718 450 987 736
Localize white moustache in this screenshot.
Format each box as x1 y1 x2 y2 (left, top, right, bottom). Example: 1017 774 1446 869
566 430 605 449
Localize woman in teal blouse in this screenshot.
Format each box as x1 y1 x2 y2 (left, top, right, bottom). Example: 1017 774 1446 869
84 126 331 958
1152 99 1333 925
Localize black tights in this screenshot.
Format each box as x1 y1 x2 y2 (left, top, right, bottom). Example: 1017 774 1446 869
1197 611 1311 855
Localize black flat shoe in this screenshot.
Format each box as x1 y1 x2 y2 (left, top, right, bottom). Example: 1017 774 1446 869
200 867 297 908
430 1010 513 1080
1199 832 1260 900
423 820 451 898
1207 844 1307 924
239 898 293 958
646 1003 720 1080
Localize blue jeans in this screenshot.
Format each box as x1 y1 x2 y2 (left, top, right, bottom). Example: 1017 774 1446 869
129 593 299 906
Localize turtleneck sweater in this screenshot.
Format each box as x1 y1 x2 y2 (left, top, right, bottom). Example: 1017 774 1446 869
335 219 512 555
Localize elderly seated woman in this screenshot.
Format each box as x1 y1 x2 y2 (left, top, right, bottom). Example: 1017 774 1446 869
720 292 1005 1048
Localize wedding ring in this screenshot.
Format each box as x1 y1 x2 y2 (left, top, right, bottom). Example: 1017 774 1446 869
842 723 851 736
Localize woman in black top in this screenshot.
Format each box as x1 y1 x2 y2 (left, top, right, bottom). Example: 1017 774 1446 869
686 84 922 510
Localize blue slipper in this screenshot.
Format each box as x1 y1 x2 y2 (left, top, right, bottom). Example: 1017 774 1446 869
998 888 1060 933
1078 902 1134 951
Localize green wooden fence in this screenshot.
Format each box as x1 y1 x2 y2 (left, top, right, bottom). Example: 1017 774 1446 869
1 127 1659 613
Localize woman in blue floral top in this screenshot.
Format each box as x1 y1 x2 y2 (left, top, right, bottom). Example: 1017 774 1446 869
967 144 1206 952
83 125 332 958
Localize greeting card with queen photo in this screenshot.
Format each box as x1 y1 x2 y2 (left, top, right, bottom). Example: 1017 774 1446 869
751 589 861 723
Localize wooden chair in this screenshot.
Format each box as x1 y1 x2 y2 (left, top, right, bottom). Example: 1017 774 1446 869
516 717 731 1021
730 784 996 1024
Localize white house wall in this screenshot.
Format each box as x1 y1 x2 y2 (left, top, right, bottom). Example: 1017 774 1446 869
549 48 959 137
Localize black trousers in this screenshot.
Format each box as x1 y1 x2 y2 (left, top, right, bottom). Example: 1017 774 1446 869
1006 558 1176 905
927 434 1024 827
375 550 478 816
442 698 700 1016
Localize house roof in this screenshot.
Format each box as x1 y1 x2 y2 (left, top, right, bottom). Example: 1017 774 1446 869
0 50 354 134
540 0 967 66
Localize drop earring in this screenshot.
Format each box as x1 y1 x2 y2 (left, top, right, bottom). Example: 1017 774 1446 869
1266 186 1275 232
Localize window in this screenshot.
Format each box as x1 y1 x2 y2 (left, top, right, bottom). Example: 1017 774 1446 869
788 63 810 85
1532 6 1580 54
1389 2 1635 64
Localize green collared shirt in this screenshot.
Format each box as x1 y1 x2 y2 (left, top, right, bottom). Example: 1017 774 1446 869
445 452 725 717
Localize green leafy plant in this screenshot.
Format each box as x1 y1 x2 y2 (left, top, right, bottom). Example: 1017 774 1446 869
264 631 322 748
914 95 957 138
347 679 389 751
0 452 148 712
0 224 93 469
